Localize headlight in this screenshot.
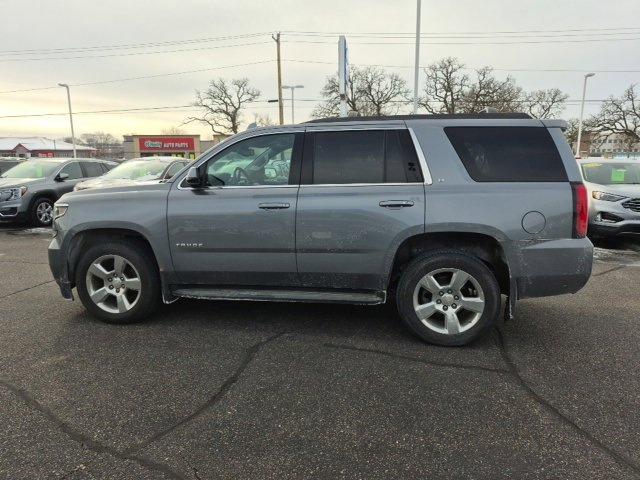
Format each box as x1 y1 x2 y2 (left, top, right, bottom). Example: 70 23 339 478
0 186 27 202
53 203 69 220
592 191 626 202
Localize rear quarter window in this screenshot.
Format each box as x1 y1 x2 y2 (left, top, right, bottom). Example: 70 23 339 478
444 126 567 182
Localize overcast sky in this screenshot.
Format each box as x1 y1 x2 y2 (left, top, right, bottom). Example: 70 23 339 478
1 0 639 140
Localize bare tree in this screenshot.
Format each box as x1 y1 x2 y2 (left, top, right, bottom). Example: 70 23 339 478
161 126 186 135
312 66 410 117
77 132 122 158
524 88 570 119
420 57 469 114
589 84 640 152
421 57 568 117
253 114 275 126
563 118 580 147
460 67 522 113
185 78 260 134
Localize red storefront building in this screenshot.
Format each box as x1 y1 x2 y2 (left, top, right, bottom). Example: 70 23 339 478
123 134 201 159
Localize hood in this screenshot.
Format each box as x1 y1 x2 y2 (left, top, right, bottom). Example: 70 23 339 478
584 181 640 199
0 177 45 189
74 178 162 191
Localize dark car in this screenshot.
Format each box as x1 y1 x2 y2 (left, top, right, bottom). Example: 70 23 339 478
0 157 25 175
0 157 117 226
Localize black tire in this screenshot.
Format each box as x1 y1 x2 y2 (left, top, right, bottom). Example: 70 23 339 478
29 196 54 227
75 241 160 324
396 250 500 346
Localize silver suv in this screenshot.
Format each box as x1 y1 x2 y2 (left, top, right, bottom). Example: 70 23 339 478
48 114 593 346
0 157 116 226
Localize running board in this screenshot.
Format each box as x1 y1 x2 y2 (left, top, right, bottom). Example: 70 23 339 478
171 287 386 305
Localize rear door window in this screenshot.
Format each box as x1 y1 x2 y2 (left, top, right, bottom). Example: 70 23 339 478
444 127 567 182
81 161 105 178
310 130 422 184
59 161 84 179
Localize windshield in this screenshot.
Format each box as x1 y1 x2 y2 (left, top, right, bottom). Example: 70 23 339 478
581 162 640 185
102 160 168 181
0 160 59 179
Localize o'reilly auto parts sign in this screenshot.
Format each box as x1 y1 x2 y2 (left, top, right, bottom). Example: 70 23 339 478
138 137 195 152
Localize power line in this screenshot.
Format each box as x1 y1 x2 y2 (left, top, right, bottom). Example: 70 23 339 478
283 26 640 35
0 41 271 63
284 58 640 73
0 32 270 56
284 37 640 46
283 31 640 40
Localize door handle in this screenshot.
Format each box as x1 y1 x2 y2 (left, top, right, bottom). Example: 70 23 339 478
379 200 414 208
258 202 290 210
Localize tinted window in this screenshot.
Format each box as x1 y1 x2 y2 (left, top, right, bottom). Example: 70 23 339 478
385 130 424 183
313 131 384 184
206 134 295 186
59 162 83 180
82 161 104 178
445 127 567 182
311 130 423 184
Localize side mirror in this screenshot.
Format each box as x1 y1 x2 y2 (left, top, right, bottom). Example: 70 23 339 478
56 172 69 182
185 167 203 188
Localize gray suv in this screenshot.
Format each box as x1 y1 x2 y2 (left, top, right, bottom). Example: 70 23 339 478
48 114 593 346
0 158 116 226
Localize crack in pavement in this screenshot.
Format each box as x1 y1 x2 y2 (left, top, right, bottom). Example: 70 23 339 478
125 331 285 455
592 265 627 277
0 280 56 300
494 328 640 478
323 342 509 375
0 378 187 480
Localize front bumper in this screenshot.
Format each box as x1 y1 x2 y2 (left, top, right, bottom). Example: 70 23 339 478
48 235 74 299
588 220 640 238
0 200 26 222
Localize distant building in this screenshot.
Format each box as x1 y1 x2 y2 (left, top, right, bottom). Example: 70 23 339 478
0 137 95 158
122 133 231 160
589 133 640 158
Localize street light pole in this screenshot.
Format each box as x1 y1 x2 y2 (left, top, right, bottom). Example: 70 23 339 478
282 85 304 123
58 83 76 158
412 0 422 114
576 72 595 158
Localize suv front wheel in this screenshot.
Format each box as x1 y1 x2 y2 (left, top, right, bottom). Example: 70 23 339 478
75 241 160 324
396 250 501 346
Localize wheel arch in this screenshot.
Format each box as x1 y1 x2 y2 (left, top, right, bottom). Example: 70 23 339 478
386 230 512 297
64 225 173 301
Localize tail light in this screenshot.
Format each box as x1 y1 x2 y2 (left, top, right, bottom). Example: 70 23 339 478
571 182 588 238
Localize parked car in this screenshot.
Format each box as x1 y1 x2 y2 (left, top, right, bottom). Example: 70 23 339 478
73 157 190 191
0 157 117 226
579 158 640 238
49 113 593 346
0 157 25 175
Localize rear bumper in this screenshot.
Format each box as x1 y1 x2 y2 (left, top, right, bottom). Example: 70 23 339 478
514 238 593 299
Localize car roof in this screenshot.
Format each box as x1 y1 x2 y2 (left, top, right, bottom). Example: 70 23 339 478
22 157 104 163
126 156 186 163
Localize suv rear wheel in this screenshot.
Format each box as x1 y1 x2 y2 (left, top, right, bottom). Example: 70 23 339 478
396 250 500 346
75 241 160 324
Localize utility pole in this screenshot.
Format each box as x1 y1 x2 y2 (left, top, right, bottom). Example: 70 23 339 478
58 83 76 158
282 85 304 123
576 72 595 158
272 32 284 125
412 0 422 114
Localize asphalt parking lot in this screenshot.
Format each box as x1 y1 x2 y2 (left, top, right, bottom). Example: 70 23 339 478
1 226 639 480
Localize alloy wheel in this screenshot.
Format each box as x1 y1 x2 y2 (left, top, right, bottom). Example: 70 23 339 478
85 255 141 314
412 268 485 335
36 201 53 225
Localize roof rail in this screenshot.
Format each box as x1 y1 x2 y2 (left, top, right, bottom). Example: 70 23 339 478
305 113 532 123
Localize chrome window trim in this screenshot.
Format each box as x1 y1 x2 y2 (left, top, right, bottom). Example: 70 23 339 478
407 127 433 185
300 183 423 188
178 183 298 191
